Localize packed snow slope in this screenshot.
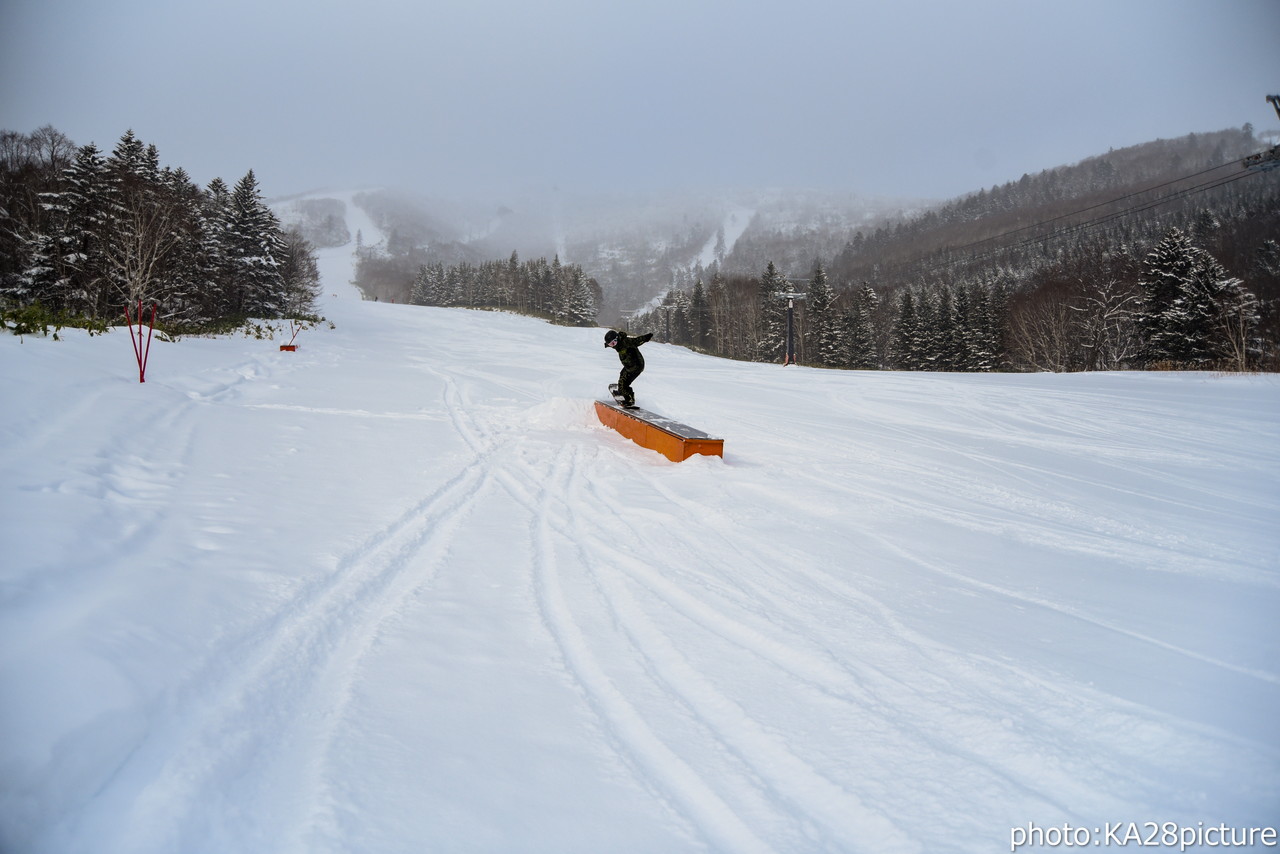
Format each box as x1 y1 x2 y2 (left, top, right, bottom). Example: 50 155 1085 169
2 199 1279 854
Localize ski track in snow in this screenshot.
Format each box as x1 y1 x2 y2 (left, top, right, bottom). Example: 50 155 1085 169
372 357 952 851
2 191 1277 854
439 373 805 852
438 374 886 852
562 445 1186 841
46 385 496 851
412 342 1276 851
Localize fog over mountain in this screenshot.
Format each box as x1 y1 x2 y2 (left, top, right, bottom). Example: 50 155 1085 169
3 0 1277 207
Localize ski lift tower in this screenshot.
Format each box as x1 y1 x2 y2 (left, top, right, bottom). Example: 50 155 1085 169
777 290 807 365
1243 94 1280 172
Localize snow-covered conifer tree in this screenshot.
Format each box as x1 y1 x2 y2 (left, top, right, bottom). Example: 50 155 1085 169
223 170 287 318
848 284 880 370
562 267 597 327
100 131 191 313
755 261 789 362
891 289 922 370
41 142 113 317
805 266 837 366
689 278 710 349
1137 227 1259 368
932 285 961 370
156 166 211 323
1137 228 1201 365
198 177 234 319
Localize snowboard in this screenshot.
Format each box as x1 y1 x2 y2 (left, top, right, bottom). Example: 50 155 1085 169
608 383 637 409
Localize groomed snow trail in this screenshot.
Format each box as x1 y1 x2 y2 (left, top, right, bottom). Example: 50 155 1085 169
1 193 1277 853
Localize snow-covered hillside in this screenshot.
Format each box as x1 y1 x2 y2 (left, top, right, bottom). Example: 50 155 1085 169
693 207 755 270
2 197 1277 853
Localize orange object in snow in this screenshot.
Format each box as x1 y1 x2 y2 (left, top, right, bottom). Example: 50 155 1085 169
594 400 723 462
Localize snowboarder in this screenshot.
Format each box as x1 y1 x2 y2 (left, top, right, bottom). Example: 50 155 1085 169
604 329 653 408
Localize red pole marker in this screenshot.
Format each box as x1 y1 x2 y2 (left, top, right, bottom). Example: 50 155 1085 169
281 320 302 351
126 300 156 382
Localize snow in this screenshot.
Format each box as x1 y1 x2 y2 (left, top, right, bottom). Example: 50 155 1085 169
694 207 755 271
2 193 1278 853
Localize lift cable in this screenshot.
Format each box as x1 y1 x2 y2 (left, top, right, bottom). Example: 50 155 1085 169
913 162 1266 276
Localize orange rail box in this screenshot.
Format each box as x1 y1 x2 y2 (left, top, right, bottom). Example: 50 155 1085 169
595 400 724 462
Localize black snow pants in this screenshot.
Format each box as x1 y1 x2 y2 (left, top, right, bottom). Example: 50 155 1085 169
617 364 643 406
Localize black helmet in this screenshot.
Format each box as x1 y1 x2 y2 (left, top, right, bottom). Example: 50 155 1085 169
604 330 619 347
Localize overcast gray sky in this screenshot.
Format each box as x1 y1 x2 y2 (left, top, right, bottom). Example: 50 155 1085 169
2 0 1277 203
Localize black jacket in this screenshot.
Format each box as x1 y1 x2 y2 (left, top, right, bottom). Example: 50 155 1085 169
613 332 652 370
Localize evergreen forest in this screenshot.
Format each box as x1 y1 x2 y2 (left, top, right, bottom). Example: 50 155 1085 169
636 127 1279 372
0 126 321 335
408 253 600 328
5 122 1277 373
